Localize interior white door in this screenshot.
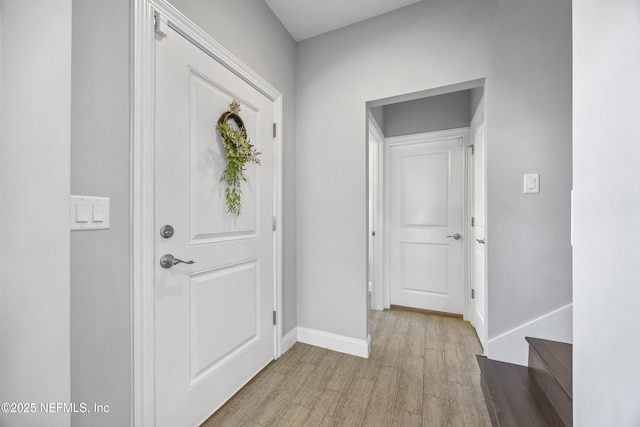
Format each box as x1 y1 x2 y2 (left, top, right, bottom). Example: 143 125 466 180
470 118 487 348
388 132 465 314
154 27 275 427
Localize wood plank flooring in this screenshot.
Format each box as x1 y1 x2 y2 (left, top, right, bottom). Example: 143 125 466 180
202 309 491 427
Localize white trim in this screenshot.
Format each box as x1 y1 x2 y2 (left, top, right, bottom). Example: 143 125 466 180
297 327 370 358
464 131 473 324
383 131 391 309
132 1 156 426
385 127 470 147
369 114 384 141
368 116 385 311
273 96 284 359
383 127 470 317
132 1 283 425
468 93 488 351
281 327 298 354
487 303 573 366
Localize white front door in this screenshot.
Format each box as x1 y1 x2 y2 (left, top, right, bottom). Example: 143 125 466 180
470 110 487 348
154 26 275 427
388 130 466 315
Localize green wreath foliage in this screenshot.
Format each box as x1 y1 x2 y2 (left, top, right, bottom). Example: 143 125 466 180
216 121 261 216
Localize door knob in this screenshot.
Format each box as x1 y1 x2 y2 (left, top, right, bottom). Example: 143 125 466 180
160 254 195 269
447 233 461 240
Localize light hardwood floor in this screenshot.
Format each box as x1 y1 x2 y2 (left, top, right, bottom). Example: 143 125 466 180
202 309 491 426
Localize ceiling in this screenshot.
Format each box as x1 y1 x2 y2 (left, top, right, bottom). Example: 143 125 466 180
264 0 423 42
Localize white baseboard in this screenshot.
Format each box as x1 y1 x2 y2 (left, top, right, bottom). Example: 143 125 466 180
281 327 298 354
297 327 370 358
487 303 573 366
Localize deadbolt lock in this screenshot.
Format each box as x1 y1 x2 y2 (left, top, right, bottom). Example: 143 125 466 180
160 225 174 239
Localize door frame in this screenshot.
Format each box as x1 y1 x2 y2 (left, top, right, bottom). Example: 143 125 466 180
368 116 385 311
132 1 283 425
381 128 471 316
468 95 488 350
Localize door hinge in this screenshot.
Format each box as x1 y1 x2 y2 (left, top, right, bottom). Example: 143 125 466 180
272 216 277 231
471 217 475 227
471 289 475 299
469 144 475 155
273 123 277 138
273 311 277 325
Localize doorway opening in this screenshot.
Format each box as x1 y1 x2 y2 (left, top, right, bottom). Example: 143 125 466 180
366 79 487 350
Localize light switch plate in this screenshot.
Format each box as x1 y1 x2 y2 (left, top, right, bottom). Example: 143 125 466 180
70 195 110 230
524 173 540 194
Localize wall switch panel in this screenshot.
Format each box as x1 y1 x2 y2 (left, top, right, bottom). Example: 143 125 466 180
70 195 110 230
523 173 540 194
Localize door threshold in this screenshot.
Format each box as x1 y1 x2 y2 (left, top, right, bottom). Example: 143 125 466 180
390 304 463 319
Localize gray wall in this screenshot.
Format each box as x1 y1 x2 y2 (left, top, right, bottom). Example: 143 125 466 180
573 0 640 425
70 0 131 425
0 1 72 426
470 87 484 121
169 0 298 335
370 106 384 133
296 0 572 342
383 90 471 137
69 1 296 425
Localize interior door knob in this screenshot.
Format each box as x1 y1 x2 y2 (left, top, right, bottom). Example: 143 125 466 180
160 254 195 269
447 233 461 240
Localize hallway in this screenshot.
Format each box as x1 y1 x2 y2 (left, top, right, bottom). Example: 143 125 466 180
203 309 490 426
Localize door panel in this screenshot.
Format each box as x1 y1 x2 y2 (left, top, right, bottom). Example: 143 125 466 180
402 242 448 294
189 71 258 241
154 26 274 427
389 134 465 314
188 260 259 384
402 152 449 226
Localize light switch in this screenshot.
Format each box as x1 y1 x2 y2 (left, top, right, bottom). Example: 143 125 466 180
70 195 110 230
76 204 90 222
93 204 105 222
524 173 540 194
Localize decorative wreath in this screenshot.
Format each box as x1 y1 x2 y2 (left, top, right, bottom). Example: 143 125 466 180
216 100 261 216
